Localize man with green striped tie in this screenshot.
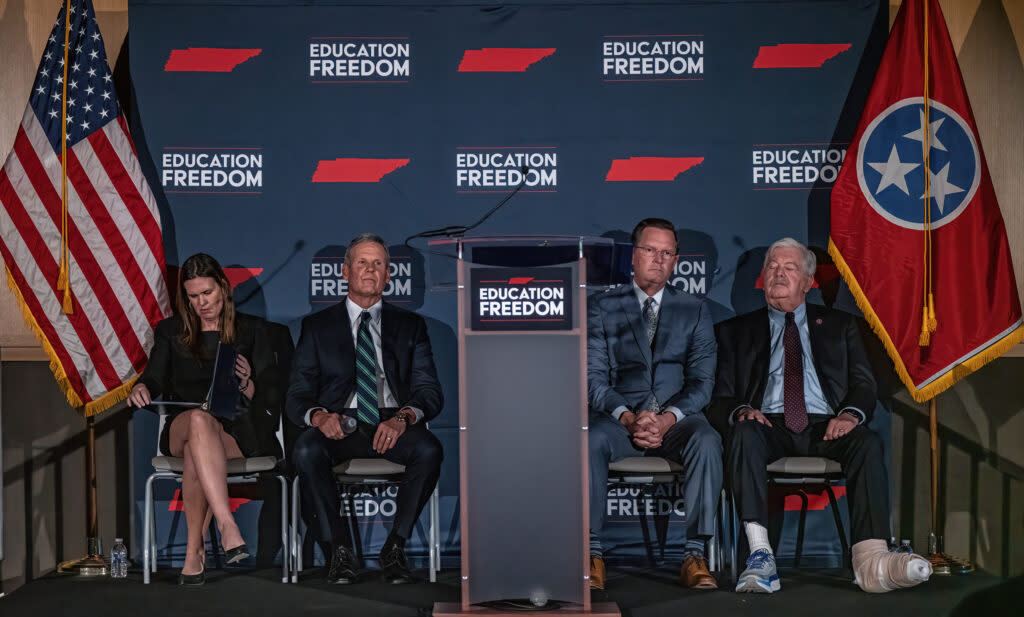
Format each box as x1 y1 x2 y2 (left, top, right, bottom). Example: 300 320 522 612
287 233 444 585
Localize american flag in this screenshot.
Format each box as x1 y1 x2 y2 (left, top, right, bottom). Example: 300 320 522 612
0 0 171 416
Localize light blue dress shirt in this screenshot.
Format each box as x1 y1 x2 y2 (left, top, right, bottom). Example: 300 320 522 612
756 303 865 423
609 282 685 423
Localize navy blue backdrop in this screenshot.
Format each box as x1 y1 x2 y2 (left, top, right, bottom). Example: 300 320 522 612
125 0 891 569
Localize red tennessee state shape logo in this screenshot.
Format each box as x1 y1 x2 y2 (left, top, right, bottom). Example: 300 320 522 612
752 44 851 68
458 48 556 72
605 157 704 181
312 159 410 182
164 48 263 72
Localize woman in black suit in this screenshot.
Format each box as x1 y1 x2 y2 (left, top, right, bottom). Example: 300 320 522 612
129 253 280 585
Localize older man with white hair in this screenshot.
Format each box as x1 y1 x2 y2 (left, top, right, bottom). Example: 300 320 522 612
708 238 931 594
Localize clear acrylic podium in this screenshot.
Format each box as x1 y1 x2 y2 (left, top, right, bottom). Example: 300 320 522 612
431 236 620 617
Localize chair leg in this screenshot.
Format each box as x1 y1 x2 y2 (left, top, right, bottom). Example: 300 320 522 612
278 475 289 583
345 488 363 566
151 484 159 573
708 529 718 573
429 486 439 583
824 483 850 569
291 476 301 583
729 492 740 585
717 488 728 574
143 474 155 584
794 491 809 569
637 486 656 567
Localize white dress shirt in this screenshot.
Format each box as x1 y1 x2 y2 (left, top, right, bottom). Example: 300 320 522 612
304 297 423 425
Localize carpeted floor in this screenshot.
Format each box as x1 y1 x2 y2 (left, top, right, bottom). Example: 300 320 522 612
0 565 1017 617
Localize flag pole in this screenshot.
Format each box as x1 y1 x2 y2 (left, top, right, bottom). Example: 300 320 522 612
925 397 950 574
57 0 72 314
924 394 974 575
916 0 967 575
57 413 108 576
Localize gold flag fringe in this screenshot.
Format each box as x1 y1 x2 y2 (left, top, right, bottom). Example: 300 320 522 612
6 270 134 416
829 239 1024 403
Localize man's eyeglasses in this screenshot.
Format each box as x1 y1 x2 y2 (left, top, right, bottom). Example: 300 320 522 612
635 246 677 260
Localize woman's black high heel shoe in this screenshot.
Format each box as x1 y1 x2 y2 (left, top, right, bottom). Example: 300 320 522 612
224 543 250 564
178 554 206 586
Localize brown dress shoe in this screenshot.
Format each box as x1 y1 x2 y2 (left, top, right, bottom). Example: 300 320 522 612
680 554 717 590
590 555 606 590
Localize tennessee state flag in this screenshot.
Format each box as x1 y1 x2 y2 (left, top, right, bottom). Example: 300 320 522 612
829 0 1022 402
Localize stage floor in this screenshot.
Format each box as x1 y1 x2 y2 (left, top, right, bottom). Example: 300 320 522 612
0 565 1018 617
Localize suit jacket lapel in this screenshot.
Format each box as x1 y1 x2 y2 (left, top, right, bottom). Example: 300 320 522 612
805 303 833 406
379 303 400 394
752 307 771 406
651 286 674 363
619 287 652 367
335 302 356 396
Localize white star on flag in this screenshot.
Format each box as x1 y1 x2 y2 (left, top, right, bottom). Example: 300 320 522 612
922 162 964 214
904 110 947 151
867 145 919 195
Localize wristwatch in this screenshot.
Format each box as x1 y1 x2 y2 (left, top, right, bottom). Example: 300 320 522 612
394 409 413 424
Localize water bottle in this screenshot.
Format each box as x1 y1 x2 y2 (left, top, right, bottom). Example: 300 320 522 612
340 413 357 435
898 539 914 554
110 538 128 579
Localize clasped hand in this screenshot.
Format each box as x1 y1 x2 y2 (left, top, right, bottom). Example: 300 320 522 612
622 410 675 449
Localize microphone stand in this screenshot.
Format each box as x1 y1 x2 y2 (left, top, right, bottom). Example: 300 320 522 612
405 165 531 247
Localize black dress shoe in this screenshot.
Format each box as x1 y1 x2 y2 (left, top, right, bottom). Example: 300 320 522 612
327 545 358 584
379 543 414 584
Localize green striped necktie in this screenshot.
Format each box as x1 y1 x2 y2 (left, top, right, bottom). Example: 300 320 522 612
355 310 380 425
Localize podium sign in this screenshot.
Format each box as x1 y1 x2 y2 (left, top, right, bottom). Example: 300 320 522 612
470 267 574 332
432 237 618 617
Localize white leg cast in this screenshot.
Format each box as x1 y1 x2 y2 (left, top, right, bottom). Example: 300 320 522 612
852 539 932 593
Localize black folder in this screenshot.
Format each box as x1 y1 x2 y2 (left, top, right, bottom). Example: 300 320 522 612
148 342 240 419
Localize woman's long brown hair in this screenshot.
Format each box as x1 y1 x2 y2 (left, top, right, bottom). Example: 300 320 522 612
175 253 236 358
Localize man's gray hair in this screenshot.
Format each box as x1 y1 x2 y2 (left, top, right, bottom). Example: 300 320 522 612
345 232 390 264
763 237 816 277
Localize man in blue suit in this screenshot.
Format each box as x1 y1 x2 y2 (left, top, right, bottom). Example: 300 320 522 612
587 218 721 590
287 233 443 585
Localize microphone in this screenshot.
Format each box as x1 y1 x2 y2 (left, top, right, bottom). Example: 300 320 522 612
406 165 531 245
340 414 358 435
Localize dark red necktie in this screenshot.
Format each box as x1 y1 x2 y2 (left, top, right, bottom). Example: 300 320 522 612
783 311 808 433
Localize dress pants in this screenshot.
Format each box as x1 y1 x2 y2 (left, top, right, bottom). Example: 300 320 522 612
727 415 890 544
589 412 723 546
293 421 443 549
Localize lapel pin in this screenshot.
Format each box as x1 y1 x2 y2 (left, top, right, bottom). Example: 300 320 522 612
816 318 823 325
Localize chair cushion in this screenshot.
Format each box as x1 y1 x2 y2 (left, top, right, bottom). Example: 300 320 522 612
608 456 685 474
151 455 278 474
767 457 842 475
333 458 407 476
